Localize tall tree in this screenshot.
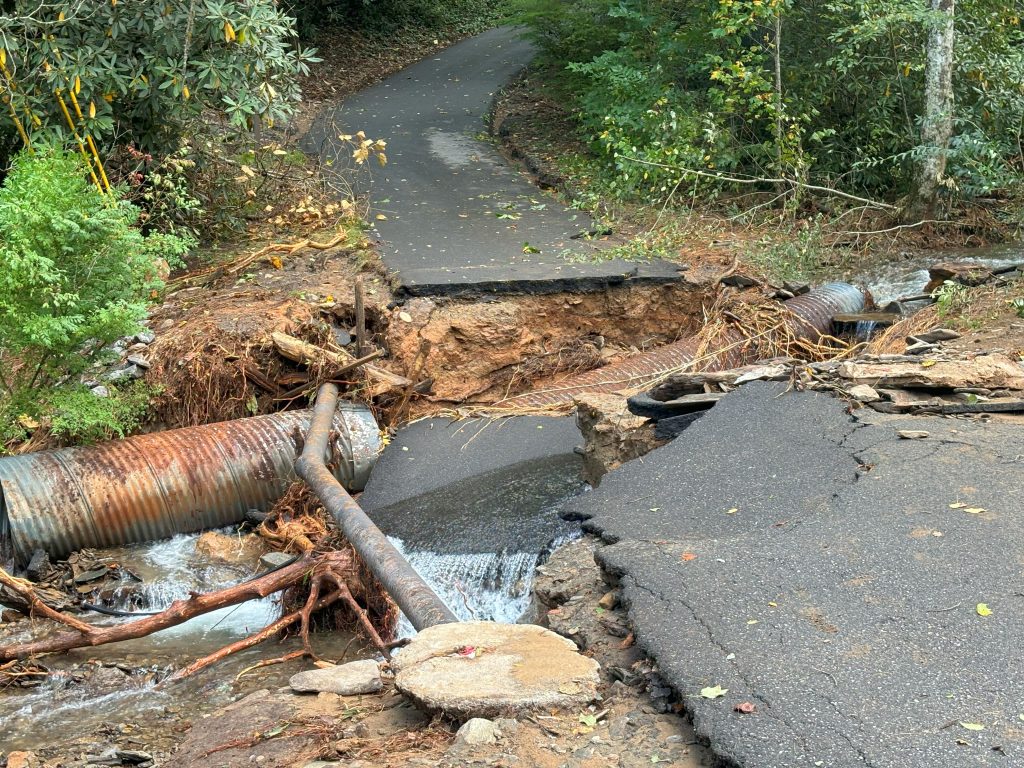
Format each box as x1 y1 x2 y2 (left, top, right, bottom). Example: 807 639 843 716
904 0 955 221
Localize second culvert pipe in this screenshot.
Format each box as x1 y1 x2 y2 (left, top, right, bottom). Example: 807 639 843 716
494 283 864 409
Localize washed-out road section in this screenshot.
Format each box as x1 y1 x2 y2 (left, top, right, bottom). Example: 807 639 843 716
564 381 1024 767
307 26 681 296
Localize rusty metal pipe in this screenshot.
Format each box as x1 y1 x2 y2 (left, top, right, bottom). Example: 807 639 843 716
0 405 380 563
295 383 457 630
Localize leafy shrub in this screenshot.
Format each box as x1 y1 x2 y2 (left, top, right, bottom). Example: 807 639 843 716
521 0 1024 207
0 1 317 158
0 150 190 446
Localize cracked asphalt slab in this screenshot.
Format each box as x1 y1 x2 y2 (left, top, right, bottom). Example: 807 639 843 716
360 415 582 553
565 381 1024 767
305 26 682 296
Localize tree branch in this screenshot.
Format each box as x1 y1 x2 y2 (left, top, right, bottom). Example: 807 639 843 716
616 154 899 211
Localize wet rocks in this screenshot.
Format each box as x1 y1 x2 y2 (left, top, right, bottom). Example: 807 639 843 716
391 621 600 719
574 393 661 486
289 660 383 696
259 551 295 570
86 748 153 766
193 531 266 568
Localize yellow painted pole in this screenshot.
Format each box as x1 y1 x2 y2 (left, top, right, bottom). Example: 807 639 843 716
56 89 104 193
68 89 111 193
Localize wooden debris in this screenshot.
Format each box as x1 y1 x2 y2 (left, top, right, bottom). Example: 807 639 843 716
270 330 410 393
838 354 1024 391
171 233 349 288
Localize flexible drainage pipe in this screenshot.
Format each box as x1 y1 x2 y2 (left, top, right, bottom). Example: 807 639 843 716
295 383 458 630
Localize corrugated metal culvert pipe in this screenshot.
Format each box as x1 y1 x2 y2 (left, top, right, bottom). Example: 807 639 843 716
495 282 865 409
0 404 380 563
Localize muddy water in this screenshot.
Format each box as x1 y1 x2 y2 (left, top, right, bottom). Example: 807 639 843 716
1 458 587 755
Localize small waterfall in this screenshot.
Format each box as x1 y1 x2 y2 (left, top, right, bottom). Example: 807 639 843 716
390 533 578 634
854 320 878 340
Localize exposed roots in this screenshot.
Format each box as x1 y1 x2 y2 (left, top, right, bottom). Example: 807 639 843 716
864 306 939 355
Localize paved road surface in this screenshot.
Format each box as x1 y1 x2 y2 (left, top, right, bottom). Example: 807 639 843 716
307 27 681 296
564 382 1024 767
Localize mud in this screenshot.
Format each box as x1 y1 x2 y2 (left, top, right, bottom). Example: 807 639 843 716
387 283 712 408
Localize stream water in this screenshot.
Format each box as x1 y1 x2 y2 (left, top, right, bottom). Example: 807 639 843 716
856 243 1023 304
0 454 586 753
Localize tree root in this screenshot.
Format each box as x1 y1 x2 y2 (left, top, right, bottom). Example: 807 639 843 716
0 549 394 680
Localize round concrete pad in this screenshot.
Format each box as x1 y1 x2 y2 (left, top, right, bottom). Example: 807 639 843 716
392 621 600 719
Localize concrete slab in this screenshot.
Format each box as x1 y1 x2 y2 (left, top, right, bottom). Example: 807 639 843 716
571 382 1024 767
305 27 682 296
392 621 600 719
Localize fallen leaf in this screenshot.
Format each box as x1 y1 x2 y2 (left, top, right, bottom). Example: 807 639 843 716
727 508 738 514
700 685 727 699
976 603 992 617
921 360 937 367
768 601 778 607
964 507 986 514
734 702 757 714
960 722 985 731
948 502 967 509
375 214 388 220
681 552 697 562
579 713 598 728
398 311 413 323
747 619 759 625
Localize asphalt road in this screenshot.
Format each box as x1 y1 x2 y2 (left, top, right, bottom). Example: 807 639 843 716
565 382 1024 767
360 415 583 553
306 27 681 296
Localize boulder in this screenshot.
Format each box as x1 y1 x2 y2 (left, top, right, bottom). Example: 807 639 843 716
847 384 880 403
289 659 383 696
453 718 502 747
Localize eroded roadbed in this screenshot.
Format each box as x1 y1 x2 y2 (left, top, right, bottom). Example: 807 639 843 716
567 382 1024 767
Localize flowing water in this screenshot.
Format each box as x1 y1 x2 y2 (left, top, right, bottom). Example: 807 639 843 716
857 243 1023 305
0 454 587 753
846 243 1024 339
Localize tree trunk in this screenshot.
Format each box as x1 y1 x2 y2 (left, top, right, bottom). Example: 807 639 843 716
904 0 955 222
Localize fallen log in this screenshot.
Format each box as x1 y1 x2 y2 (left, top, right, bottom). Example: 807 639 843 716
0 555 317 660
271 331 410 392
